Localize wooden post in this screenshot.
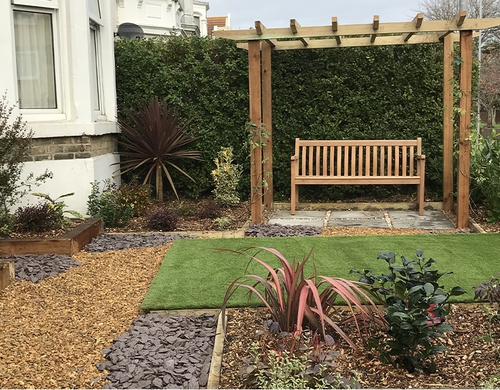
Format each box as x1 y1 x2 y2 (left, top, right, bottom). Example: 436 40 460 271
0 260 15 291
248 40 263 224
457 30 473 229
442 34 454 212
261 41 273 210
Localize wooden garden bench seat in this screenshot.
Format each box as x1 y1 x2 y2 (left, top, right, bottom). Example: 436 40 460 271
291 138 426 215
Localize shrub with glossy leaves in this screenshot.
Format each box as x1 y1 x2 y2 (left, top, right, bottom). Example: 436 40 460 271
87 180 134 228
146 207 179 231
219 246 385 349
351 249 466 373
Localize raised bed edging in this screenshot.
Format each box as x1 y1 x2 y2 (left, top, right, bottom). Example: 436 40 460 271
0 218 103 256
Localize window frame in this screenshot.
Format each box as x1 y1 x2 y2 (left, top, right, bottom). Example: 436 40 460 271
13 5 63 118
89 20 105 119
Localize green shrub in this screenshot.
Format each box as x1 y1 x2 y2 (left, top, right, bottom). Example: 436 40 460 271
0 94 51 233
119 179 152 217
146 207 178 231
87 180 134 228
15 203 62 232
211 147 242 207
351 250 466 373
470 130 500 222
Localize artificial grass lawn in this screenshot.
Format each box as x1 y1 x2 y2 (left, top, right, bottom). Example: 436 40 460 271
141 234 500 310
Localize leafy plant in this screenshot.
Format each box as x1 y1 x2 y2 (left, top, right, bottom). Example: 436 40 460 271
211 146 243 207
114 97 202 200
15 203 63 232
0 94 51 234
351 249 466 373
146 207 178 231
243 329 359 389
479 373 500 389
219 246 385 349
119 179 152 217
214 216 231 230
87 180 134 228
474 273 500 306
32 192 84 227
197 199 222 219
470 129 500 222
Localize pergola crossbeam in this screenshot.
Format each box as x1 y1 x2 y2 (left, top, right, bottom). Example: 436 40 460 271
403 13 423 42
371 15 379 43
290 19 309 46
235 33 468 50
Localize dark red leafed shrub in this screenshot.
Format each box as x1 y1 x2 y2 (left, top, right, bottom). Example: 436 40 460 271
197 200 222 219
146 207 179 231
15 203 62 232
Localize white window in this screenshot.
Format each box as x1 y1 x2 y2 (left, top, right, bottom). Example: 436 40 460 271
13 10 57 109
88 0 104 117
89 22 103 114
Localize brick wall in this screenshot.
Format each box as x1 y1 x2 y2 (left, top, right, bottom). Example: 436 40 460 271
30 134 118 161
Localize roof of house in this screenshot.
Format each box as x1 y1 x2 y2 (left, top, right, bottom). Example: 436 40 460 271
207 16 228 36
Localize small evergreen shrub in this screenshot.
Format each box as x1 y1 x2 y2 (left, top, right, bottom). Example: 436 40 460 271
15 203 61 232
87 180 134 228
211 147 242 207
119 180 152 217
351 249 466 373
470 130 500 222
197 200 222 219
146 207 178 231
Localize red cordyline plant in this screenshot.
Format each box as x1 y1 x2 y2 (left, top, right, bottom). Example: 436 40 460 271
219 246 386 349
113 97 202 200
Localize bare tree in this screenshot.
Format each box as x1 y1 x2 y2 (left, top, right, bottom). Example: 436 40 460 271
417 0 500 42
479 49 500 126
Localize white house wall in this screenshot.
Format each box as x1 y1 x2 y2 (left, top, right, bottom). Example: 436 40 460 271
116 0 209 37
17 154 120 216
1 0 120 216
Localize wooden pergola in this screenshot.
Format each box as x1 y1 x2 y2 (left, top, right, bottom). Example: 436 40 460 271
214 13 500 228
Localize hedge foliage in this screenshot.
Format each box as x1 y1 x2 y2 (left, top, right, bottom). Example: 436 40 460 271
115 36 446 201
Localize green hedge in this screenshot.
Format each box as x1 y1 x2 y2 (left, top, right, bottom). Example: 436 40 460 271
115 36 445 201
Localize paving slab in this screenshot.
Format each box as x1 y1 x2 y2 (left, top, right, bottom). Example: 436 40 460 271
388 210 450 221
391 219 456 229
268 219 325 227
271 210 327 219
329 210 386 219
327 219 390 228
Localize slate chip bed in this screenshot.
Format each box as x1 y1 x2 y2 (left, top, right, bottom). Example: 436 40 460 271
245 223 322 237
97 313 216 389
84 232 197 252
0 253 82 283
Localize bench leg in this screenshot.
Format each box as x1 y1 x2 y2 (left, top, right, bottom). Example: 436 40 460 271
291 185 298 215
417 183 424 216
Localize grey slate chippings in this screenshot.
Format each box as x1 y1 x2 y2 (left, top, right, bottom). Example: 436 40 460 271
84 233 197 252
97 313 217 389
0 254 81 283
245 223 322 237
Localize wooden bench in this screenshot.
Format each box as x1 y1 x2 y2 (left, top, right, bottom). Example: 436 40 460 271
291 138 426 215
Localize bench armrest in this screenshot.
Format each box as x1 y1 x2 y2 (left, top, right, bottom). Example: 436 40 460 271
291 155 299 161
417 154 426 160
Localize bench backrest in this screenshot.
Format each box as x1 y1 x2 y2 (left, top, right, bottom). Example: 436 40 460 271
294 138 422 177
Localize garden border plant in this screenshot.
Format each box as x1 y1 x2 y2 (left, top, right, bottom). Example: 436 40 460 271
351 249 466 373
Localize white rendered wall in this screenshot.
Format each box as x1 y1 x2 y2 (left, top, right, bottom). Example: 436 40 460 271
14 154 120 217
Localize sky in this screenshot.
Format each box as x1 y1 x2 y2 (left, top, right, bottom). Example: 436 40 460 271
207 0 426 29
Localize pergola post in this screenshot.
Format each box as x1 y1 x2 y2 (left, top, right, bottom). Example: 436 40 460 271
442 34 454 212
457 30 473 229
262 41 273 210
248 40 263 224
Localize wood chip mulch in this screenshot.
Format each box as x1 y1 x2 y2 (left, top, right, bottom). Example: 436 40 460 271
0 244 171 389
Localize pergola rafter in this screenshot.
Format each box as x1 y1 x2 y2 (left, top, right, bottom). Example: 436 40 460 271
214 14 500 228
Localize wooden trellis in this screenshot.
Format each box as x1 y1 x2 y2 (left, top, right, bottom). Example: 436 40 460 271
214 13 500 228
